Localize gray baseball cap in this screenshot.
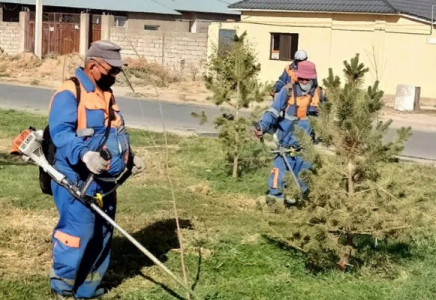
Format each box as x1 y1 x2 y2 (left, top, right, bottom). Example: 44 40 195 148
86 40 127 67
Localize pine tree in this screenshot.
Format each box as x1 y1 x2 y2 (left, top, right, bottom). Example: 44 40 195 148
195 31 270 179
266 54 436 271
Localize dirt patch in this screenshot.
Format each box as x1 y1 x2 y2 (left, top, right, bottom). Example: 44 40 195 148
0 52 82 88
0 206 57 279
383 94 436 109
187 182 211 196
0 52 214 106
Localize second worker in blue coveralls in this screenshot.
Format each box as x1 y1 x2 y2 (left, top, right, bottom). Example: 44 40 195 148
255 61 321 205
48 40 145 299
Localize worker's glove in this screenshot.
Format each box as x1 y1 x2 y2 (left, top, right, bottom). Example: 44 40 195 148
253 128 263 139
131 156 145 175
253 123 264 139
82 151 109 175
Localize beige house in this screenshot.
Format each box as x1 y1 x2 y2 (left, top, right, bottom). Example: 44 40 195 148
208 0 436 100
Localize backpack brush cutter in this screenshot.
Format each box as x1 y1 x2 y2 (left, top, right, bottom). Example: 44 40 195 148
10 128 202 300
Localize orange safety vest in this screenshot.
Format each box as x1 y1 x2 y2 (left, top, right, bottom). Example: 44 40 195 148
49 79 123 131
49 78 129 172
286 86 320 120
285 64 298 84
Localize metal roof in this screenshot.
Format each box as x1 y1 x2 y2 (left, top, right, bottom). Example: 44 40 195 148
0 0 241 15
388 0 436 22
229 0 436 22
0 0 181 15
154 0 241 15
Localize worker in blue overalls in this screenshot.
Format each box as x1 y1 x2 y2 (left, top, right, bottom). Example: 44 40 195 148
49 40 145 299
255 61 321 205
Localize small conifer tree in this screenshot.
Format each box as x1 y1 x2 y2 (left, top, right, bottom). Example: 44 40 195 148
194 32 270 179
273 54 430 270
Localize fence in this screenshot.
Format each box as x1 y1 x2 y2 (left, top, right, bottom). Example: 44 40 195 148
0 22 20 54
110 27 208 73
0 13 210 75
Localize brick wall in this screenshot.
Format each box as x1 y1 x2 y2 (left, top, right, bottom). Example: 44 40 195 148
0 22 20 54
110 27 208 72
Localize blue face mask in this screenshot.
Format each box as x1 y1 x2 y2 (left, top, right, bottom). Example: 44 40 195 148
299 81 313 93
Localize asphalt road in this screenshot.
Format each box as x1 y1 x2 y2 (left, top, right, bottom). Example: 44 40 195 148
0 82 435 161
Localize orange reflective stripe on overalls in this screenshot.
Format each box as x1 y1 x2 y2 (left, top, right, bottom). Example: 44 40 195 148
285 65 298 84
288 87 320 119
271 168 279 189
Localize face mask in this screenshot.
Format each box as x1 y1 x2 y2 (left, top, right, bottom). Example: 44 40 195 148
299 81 313 93
97 74 116 91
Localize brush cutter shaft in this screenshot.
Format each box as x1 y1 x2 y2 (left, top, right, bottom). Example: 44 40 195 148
282 153 302 190
269 145 302 190
89 203 201 299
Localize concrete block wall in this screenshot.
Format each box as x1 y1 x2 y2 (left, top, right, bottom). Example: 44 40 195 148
0 22 20 54
110 27 208 72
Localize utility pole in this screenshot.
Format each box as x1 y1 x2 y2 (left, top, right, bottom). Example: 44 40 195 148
35 0 43 58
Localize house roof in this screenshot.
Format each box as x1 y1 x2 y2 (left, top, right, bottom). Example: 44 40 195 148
388 0 436 21
0 0 181 14
229 0 436 22
154 0 241 15
0 0 241 16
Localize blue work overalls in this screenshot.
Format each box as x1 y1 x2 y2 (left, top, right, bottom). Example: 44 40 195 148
259 83 321 199
48 68 131 298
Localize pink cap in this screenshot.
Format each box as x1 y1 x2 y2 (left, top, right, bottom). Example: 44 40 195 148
295 61 317 80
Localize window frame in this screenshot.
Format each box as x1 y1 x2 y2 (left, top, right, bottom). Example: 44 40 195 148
144 25 160 31
218 28 237 54
269 32 299 61
114 16 128 28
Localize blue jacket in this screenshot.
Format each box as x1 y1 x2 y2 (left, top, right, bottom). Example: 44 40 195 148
259 84 321 148
49 68 132 187
272 62 297 94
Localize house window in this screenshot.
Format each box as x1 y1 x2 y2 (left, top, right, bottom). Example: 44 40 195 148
270 33 299 61
114 16 127 28
92 15 101 25
144 25 160 31
218 29 236 53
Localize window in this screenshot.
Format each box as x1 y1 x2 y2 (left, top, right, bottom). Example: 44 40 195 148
144 25 160 31
270 33 299 61
92 15 101 25
2 4 21 22
218 29 236 53
114 16 127 28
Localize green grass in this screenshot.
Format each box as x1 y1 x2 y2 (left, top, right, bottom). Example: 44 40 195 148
0 109 436 300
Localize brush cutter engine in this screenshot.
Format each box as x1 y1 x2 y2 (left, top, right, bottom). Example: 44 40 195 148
11 128 67 184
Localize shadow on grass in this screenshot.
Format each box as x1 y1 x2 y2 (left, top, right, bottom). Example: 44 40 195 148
0 152 28 166
138 248 203 300
105 218 194 294
265 232 414 274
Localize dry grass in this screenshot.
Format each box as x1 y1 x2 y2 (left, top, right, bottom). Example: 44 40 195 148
129 147 180 184
0 53 187 89
0 204 57 279
0 52 82 87
0 138 11 152
0 53 216 107
120 57 182 88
